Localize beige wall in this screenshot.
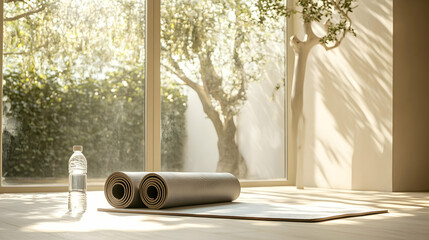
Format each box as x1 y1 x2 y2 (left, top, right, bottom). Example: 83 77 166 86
296 0 429 191
392 0 429 191
296 0 394 191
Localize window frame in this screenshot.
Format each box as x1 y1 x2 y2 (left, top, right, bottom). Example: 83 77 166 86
0 0 294 193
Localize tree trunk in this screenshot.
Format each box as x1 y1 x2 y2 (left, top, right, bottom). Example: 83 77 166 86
216 117 248 178
290 45 311 189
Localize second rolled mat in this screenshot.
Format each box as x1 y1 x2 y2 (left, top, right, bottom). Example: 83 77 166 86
139 172 241 209
104 172 241 209
104 171 149 208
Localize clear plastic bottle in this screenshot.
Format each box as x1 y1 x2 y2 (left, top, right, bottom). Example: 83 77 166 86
68 145 87 213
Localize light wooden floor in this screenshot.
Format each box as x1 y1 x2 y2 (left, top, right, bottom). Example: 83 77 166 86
0 187 428 240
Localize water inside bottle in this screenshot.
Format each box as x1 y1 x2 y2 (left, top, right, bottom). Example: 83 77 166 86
69 173 87 191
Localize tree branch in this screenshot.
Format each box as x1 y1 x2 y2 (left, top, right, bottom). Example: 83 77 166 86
321 27 348 50
163 59 200 91
321 0 354 51
191 22 225 114
304 22 317 41
5 0 25 3
4 5 46 22
198 51 224 102
3 52 26 55
163 59 224 136
289 35 303 52
228 28 247 106
192 24 230 120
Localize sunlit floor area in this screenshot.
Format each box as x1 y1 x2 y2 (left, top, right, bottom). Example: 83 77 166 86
0 187 428 240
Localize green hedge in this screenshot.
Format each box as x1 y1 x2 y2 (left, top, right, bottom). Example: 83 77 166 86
2 67 187 179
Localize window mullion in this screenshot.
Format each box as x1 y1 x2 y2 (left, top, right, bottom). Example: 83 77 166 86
145 0 161 172
0 0 4 192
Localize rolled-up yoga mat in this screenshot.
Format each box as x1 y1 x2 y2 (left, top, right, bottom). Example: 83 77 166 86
138 172 241 209
104 171 149 208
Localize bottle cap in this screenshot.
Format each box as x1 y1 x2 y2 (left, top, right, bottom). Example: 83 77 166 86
73 145 83 152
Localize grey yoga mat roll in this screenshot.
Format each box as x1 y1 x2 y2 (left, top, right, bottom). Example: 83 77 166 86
104 172 241 209
139 172 241 209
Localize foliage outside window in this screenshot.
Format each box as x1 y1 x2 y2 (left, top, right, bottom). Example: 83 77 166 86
2 0 287 184
161 0 286 179
2 0 187 184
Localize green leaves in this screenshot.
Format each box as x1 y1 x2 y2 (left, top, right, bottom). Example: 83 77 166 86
257 0 357 48
256 0 295 23
2 64 187 179
162 0 283 119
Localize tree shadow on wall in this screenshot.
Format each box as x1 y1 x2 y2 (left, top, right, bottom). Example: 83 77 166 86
304 0 393 190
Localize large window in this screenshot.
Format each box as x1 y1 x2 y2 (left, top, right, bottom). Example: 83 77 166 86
1 0 288 190
160 0 286 179
2 0 146 185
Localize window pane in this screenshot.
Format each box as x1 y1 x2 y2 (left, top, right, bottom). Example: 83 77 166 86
160 0 286 179
2 0 145 185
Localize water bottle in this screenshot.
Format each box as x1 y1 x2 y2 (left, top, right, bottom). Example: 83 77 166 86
68 145 87 213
